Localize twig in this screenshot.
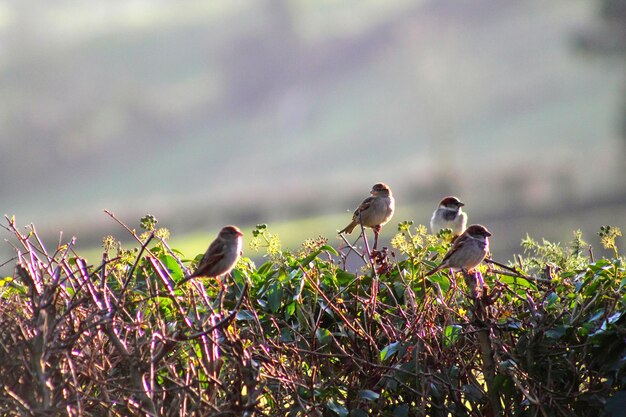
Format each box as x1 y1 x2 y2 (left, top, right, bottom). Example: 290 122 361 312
489 268 551 283
0 255 17 268
337 232 368 266
155 235 192 275
475 313 503 417
485 258 547 282
299 265 376 347
181 283 249 340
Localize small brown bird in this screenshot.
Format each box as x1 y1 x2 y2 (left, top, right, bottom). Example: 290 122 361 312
339 182 395 250
430 196 467 236
178 225 243 285
426 224 491 276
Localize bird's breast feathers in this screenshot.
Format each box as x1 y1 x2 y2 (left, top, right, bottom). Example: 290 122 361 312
468 234 489 251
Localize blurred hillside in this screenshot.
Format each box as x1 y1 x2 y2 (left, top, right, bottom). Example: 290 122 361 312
1 0 625 269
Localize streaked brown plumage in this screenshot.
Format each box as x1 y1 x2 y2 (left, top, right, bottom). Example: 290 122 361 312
339 182 395 249
426 224 491 276
178 225 243 285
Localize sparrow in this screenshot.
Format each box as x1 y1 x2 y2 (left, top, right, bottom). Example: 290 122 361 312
178 225 243 285
425 224 491 276
430 196 467 236
339 182 395 250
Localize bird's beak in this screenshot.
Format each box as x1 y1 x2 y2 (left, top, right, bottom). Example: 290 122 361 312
458 202 465 207
485 231 492 237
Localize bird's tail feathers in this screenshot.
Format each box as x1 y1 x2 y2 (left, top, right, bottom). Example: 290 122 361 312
339 221 357 234
425 265 442 276
177 271 201 286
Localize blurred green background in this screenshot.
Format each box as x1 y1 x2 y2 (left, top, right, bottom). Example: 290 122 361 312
1 0 625 271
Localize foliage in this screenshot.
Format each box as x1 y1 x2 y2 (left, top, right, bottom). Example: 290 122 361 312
0 215 625 417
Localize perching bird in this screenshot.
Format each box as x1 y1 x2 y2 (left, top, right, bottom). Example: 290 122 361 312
430 196 467 237
339 182 395 250
426 224 491 276
178 225 243 285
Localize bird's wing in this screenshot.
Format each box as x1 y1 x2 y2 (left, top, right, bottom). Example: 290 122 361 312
426 235 468 276
339 196 376 234
440 232 470 265
192 239 227 276
353 196 375 219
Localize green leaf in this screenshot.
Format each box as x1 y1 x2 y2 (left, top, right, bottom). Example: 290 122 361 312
588 259 611 272
588 309 605 323
327 400 348 417
427 273 450 293
236 310 255 321
393 404 409 417
492 374 510 391
545 325 568 339
607 312 622 325
429 382 442 399
299 250 321 266
444 324 462 347
257 261 274 277
577 325 590 337
320 244 339 256
0 276 14 287
350 409 368 417
422 259 439 270
545 292 559 308
315 328 332 345
281 327 294 343
380 341 402 361
499 275 536 290
169 247 185 257
318 300 335 319
584 279 601 296
605 391 626 417
462 384 484 401
499 359 517 370
285 302 296 319
336 270 356 286
297 245 337 266
159 254 183 281
151 296 174 319
293 275 306 301
359 389 379 401
267 283 283 313
393 281 406 299
230 268 246 285
590 321 610 337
